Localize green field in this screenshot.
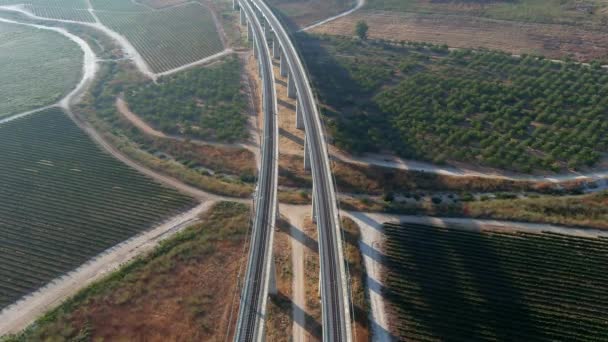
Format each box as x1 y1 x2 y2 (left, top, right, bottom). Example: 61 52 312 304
97 3 224 73
0 21 82 118
383 222 608 340
300 35 608 172
126 57 248 142
0 108 196 310
0 0 95 22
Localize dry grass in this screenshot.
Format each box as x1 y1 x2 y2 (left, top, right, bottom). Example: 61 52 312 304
340 217 371 342
302 217 323 341
8 202 250 341
312 10 608 62
265 217 294 341
269 0 356 28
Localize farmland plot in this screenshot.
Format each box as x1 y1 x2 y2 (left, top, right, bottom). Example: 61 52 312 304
0 21 82 118
0 108 196 310
0 0 94 22
97 3 224 73
383 222 608 340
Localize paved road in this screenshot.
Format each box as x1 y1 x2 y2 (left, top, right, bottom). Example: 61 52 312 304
246 1 352 340
233 0 279 341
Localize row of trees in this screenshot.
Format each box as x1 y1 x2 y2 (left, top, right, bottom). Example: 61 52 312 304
300 34 608 173
126 57 248 142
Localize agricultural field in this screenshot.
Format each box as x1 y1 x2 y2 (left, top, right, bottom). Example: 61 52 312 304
125 57 248 142
3 202 249 341
300 34 608 173
96 3 224 73
364 0 608 27
0 108 196 310
0 0 95 22
0 20 82 118
268 0 355 28
383 222 608 340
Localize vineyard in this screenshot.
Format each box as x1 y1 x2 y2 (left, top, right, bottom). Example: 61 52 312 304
97 3 224 73
0 108 196 310
0 0 94 22
126 57 248 142
300 34 608 172
0 21 82 117
383 222 608 340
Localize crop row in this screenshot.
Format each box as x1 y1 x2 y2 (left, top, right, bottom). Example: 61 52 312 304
382 223 608 340
97 3 224 73
0 109 196 310
26 5 95 22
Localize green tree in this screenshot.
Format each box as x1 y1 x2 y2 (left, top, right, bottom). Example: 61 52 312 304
355 20 368 40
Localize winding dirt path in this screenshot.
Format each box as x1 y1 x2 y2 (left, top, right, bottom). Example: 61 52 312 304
0 17 98 124
300 0 365 31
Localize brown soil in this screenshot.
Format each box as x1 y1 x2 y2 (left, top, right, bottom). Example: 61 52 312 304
139 0 189 9
269 0 355 28
302 217 323 341
311 10 608 62
265 217 294 341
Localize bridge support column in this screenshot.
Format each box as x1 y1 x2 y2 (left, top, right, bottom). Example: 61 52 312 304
311 185 317 223
232 0 239 10
239 8 246 25
247 22 253 42
279 51 288 77
295 100 304 130
254 39 259 59
304 136 311 171
287 72 297 99
268 255 278 295
272 35 280 59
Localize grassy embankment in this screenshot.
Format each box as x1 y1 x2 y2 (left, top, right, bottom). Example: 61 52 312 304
342 191 608 230
2 202 250 341
77 60 255 198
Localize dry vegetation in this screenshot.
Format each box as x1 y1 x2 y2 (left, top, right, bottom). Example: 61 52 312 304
279 153 580 196
302 217 323 341
311 10 608 62
265 217 294 341
269 0 356 28
341 217 371 342
4 202 250 342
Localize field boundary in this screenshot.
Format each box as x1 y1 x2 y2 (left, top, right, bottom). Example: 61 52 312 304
0 201 213 335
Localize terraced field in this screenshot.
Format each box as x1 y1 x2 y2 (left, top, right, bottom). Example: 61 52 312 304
97 3 224 73
383 223 608 340
0 108 196 310
0 20 82 118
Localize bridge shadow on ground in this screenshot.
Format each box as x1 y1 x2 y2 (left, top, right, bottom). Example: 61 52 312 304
271 291 323 339
383 220 541 340
279 127 304 146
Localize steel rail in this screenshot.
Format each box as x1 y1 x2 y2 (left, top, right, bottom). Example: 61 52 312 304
243 1 353 340
233 0 279 340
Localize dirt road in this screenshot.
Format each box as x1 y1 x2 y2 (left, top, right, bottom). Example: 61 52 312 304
280 205 312 342
0 201 215 335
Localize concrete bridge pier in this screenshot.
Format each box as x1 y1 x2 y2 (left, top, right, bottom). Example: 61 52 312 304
272 35 280 59
268 254 278 295
253 39 259 59
304 135 311 171
287 72 297 99
295 100 304 130
247 22 253 42
233 0 239 10
239 8 246 25
279 51 288 77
